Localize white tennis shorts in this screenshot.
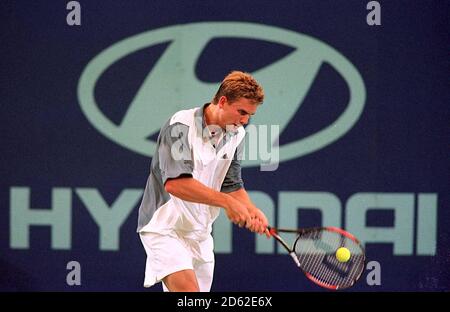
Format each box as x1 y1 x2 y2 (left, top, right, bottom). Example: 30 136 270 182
139 231 215 292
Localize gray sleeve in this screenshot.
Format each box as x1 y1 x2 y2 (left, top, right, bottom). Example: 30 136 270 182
158 122 194 185
220 139 244 193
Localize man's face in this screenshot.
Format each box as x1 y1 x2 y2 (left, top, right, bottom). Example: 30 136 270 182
218 96 259 130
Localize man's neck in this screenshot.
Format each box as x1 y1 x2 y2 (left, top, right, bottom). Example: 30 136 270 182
204 102 220 128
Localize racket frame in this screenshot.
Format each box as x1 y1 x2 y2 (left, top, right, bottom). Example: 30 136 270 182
268 226 365 290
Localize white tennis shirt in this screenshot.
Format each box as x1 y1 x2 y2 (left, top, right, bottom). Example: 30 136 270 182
137 104 246 241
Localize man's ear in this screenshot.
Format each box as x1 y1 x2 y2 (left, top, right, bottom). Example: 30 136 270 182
218 96 227 108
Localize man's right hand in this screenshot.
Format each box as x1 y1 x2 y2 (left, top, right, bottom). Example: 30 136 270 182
223 195 252 227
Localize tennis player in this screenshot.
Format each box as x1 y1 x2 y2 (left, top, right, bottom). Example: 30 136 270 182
137 71 269 292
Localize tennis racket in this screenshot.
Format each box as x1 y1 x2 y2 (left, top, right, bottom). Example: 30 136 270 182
268 226 365 290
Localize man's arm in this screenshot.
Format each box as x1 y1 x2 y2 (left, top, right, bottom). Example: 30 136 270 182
219 141 269 234
226 187 269 235
165 177 252 227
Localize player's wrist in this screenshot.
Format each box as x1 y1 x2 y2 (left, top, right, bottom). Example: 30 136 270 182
220 193 234 211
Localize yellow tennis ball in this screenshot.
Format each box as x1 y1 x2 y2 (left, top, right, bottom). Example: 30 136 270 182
336 247 351 262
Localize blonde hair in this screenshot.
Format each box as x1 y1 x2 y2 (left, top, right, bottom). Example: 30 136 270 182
212 71 264 105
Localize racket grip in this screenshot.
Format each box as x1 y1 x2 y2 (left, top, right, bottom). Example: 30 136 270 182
267 226 276 235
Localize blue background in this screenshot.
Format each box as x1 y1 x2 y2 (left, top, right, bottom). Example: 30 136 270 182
1 0 449 291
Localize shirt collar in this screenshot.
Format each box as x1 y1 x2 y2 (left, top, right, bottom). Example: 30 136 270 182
195 103 238 143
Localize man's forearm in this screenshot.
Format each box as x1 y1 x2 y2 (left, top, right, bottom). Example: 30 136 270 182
228 187 269 233
227 188 257 212
165 176 230 208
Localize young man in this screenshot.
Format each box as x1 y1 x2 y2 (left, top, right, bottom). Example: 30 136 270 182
137 71 269 292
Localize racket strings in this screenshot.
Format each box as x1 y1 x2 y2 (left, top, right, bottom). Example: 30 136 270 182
294 230 365 289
